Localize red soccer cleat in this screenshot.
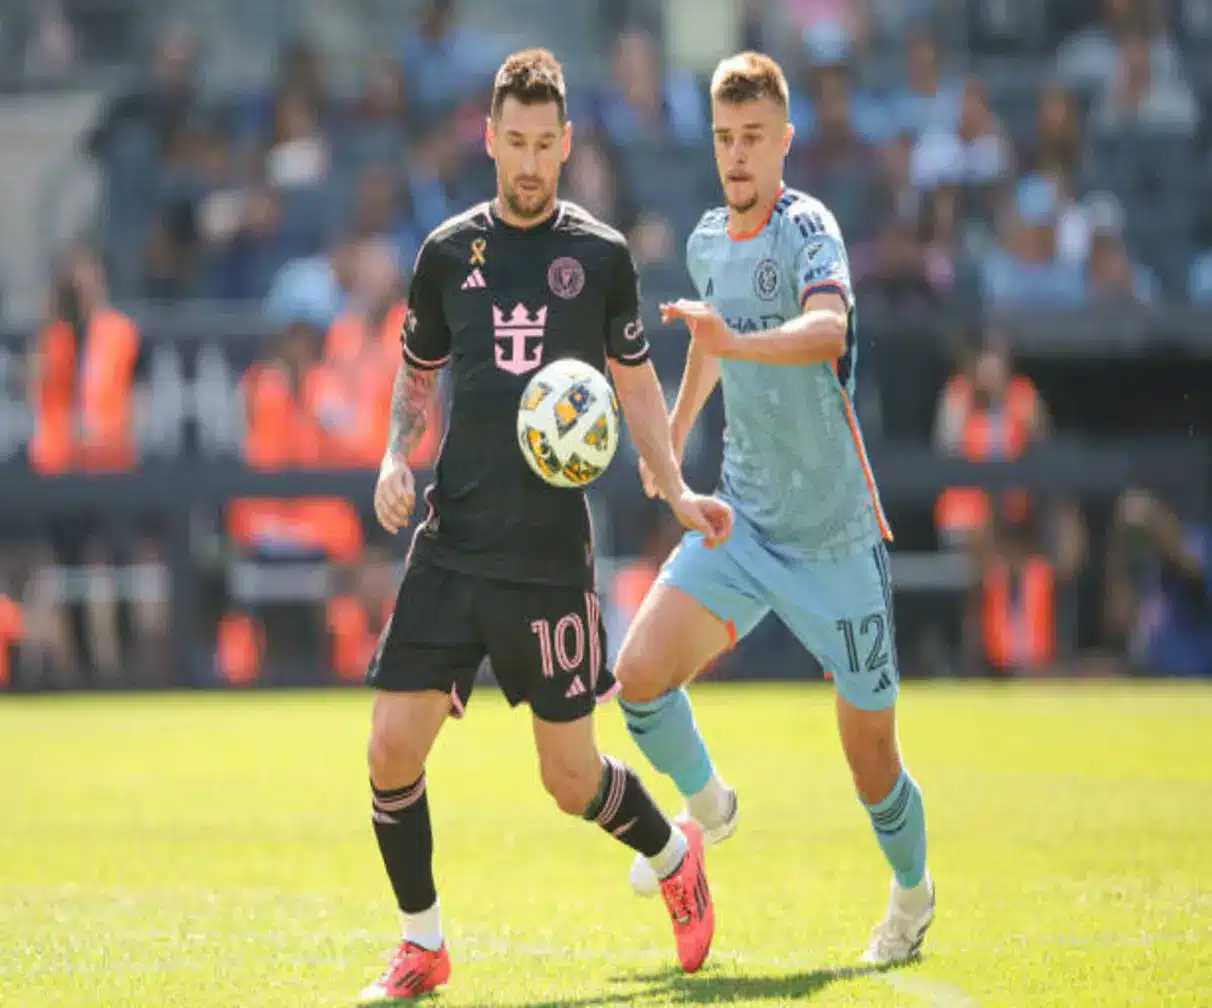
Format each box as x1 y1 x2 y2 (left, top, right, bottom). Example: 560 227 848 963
659 820 716 972
357 940 451 1003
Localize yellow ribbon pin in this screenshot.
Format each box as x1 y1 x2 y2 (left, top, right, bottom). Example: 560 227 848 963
469 238 487 266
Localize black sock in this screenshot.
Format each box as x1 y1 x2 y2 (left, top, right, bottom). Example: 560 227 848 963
583 755 673 858
371 775 436 913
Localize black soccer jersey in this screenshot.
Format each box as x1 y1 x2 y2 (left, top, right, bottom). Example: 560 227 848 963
402 200 651 588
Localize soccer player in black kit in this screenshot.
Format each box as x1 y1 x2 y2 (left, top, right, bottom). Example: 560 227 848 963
357 49 734 1002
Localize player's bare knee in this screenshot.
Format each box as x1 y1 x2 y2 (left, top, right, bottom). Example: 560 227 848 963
367 725 427 788
368 693 447 788
843 729 901 803
837 701 901 803
540 755 601 816
615 637 673 704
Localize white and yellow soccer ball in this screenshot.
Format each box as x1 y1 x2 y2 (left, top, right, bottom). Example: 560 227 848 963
516 358 620 489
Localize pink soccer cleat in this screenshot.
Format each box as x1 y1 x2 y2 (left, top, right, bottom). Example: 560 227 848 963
357 940 451 1003
658 820 716 973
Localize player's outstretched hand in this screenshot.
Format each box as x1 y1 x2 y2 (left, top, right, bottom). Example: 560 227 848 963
375 457 416 535
670 489 734 549
660 300 737 357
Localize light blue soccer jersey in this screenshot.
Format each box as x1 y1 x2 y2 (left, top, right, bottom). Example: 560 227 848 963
685 187 890 556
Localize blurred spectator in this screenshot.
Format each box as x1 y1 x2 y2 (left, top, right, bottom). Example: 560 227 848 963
1104 489 1212 677
967 502 1086 676
232 39 334 157
595 28 707 146
29 247 139 475
405 119 483 238
1092 29 1198 134
349 165 423 270
791 23 888 144
1045 171 1098 267
872 131 919 223
1084 199 1160 303
326 546 397 684
917 186 963 286
199 185 294 301
886 29 962 139
563 137 634 230
852 215 948 312
228 321 364 560
26 249 168 686
323 238 441 470
969 512 1059 675
1056 0 1182 94
265 89 331 191
791 66 879 179
1188 249 1212 303
86 24 202 296
980 176 1085 306
934 336 1051 547
20 0 75 85
86 23 199 162
265 235 357 332
1019 83 1084 179
399 0 494 121
911 77 1011 199
343 55 410 174
789 65 880 238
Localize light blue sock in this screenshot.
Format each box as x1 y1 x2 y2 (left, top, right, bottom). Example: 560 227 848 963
864 770 928 889
620 689 715 798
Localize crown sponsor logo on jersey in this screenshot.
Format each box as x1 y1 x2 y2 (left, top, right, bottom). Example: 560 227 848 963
754 258 779 301
461 268 486 290
493 303 547 375
547 256 585 300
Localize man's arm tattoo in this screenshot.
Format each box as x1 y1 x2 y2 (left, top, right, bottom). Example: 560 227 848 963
386 363 438 462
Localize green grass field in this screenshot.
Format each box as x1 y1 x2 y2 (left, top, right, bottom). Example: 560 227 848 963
1 682 1210 1007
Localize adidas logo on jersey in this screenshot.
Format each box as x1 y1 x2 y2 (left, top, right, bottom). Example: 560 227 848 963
564 675 586 698
461 268 486 290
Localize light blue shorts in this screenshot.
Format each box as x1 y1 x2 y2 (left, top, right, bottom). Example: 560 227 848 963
658 515 899 710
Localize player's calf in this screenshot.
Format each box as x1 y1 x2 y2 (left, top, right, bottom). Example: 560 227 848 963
836 697 932 960
362 689 452 1002
615 581 736 826
533 714 715 972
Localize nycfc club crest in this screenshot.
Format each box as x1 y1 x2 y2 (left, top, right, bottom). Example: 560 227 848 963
754 258 779 301
548 256 585 300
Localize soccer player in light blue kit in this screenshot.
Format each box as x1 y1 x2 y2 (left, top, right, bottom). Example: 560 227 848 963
615 52 934 963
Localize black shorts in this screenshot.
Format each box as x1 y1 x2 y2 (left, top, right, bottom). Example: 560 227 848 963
368 557 616 723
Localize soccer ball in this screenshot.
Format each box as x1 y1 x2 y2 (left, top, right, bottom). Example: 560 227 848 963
516 358 620 489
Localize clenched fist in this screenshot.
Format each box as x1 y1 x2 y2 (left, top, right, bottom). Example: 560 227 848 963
374 457 416 535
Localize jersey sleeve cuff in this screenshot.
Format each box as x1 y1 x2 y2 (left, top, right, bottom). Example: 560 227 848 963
403 343 450 370
800 281 849 308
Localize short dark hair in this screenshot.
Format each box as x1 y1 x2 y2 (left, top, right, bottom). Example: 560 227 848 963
490 48 567 122
710 51 789 111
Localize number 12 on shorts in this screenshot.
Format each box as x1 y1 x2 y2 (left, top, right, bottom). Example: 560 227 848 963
835 614 889 675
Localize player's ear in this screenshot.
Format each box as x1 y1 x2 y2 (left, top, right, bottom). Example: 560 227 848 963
782 120 794 156
485 117 496 159
561 120 572 163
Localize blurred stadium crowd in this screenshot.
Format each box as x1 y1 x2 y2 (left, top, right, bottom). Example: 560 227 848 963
0 0 1209 691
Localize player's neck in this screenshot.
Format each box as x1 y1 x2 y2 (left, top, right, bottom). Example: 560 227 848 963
492 195 559 230
727 183 785 241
